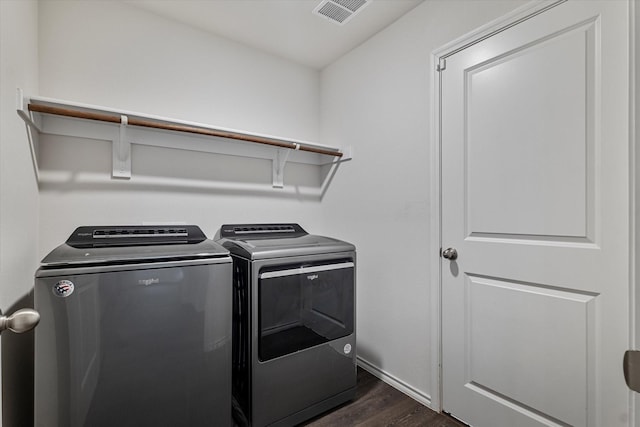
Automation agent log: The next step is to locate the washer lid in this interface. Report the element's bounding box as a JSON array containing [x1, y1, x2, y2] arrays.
[[39, 225, 229, 268], [217, 224, 354, 260]]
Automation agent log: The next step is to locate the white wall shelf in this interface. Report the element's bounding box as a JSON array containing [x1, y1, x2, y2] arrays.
[[16, 89, 352, 188]]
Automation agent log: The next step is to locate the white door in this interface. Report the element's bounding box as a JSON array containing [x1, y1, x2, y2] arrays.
[[440, 1, 630, 426]]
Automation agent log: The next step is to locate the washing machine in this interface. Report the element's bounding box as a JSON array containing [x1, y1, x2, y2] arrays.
[[217, 223, 356, 427], [34, 225, 232, 427]]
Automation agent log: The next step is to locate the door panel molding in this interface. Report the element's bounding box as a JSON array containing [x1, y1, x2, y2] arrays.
[[463, 274, 596, 426], [463, 16, 598, 241]]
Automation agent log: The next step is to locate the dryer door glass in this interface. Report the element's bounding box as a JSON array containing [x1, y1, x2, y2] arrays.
[[258, 260, 354, 361]]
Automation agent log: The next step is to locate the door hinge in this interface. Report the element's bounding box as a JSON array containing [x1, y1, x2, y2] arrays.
[[437, 58, 446, 72], [624, 350, 640, 392]]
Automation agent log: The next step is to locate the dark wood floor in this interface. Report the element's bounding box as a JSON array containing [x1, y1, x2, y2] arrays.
[[300, 368, 466, 427]]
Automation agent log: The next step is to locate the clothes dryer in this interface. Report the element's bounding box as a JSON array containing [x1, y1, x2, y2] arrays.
[[217, 223, 356, 427]]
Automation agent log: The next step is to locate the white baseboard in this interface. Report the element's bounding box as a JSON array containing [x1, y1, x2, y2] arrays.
[[356, 356, 434, 410]]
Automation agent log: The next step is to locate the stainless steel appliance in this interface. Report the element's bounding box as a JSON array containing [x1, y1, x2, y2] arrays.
[[217, 223, 356, 427], [34, 225, 232, 427]]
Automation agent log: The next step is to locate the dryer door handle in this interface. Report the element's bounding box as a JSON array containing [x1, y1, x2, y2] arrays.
[[0, 308, 40, 334], [259, 262, 355, 279]]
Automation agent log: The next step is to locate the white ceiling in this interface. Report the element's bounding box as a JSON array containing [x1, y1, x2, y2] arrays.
[[125, 0, 425, 69]]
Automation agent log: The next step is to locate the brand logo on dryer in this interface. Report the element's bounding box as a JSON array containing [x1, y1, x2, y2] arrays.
[[307, 274, 319, 281], [138, 278, 160, 286], [52, 280, 74, 297]]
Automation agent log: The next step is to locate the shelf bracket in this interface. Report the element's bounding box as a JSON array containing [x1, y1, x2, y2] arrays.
[[272, 147, 293, 188], [16, 88, 41, 180], [112, 115, 131, 179], [16, 88, 42, 132]]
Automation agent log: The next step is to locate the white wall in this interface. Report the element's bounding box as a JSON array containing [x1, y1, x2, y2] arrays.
[[0, 1, 40, 425], [37, 0, 327, 257], [320, 0, 527, 405], [0, 0, 39, 323]]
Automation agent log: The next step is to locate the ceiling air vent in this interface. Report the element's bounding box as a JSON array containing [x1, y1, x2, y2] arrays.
[[313, 0, 371, 26]]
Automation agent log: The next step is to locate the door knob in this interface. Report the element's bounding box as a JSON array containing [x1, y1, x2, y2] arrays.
[[442, 247, 458, 260], [0, 308, 40, 334]]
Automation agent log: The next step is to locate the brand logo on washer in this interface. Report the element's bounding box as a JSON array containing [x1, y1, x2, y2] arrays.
[[53, 280, 74, 297], [344, 343, 352, 355], [138, 278, 160, 286], [307, 274, 319, 281]]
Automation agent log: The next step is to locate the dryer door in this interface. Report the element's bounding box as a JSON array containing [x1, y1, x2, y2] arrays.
[[258, 259, 354, 361]]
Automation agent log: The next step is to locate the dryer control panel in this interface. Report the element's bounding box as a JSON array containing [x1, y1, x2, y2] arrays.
[[219, 223, 307, 239]]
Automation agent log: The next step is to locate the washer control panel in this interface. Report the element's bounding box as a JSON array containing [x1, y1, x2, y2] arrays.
[[66, 225, 206, 248]]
